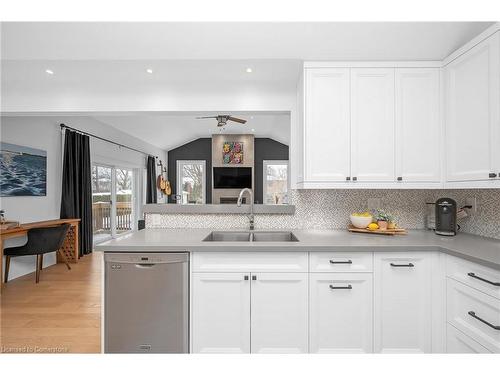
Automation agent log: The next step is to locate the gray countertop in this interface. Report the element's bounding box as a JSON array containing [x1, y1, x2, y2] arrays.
[[95, 228, 500, 270]]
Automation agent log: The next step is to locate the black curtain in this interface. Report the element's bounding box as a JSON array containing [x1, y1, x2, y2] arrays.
[[146, 155, 157, 204], [60, 129, 93, 256]]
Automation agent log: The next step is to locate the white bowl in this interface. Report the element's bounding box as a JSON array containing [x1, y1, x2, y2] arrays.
[[350, 215, 373, 229]]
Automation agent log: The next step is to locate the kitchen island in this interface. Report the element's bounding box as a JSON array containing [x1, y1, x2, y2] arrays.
[[96, 229, 500, 354]]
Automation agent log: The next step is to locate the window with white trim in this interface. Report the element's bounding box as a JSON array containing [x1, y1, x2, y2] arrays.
[[263, 160, 289, 205], [176, 160, 206, 204]]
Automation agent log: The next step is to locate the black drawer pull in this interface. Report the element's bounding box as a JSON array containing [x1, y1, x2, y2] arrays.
[[468, 311, 500, 331], [252, 275, 257, 281], [390, 263, 414, 267], [329, 284, 352, 290], [467, 272, 500, 287], [346, 176, 351, 181], [244, 275, 249, 281], [330, 260, 353, 264], [488, 172, 497, 178]]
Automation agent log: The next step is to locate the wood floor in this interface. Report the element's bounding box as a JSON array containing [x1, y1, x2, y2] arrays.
[[1, 253, 101, 353]]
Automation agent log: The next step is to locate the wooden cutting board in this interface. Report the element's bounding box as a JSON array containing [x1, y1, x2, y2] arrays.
[[348, 225, 407, 235]]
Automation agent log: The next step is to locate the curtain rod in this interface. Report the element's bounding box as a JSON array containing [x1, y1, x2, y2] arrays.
[[60, 123, 158, 159]]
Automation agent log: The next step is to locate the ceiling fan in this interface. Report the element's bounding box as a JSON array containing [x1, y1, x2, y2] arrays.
[[196, 114, 247, 127]]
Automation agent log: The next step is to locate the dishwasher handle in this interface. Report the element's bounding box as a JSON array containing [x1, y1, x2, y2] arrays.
[[135, 264, 156, 269]]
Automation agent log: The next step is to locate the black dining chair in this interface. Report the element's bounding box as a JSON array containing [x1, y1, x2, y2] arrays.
[[4, 224, 72, 283]]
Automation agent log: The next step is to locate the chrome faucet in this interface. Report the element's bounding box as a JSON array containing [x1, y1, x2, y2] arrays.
[[237, 188, 254, 230]]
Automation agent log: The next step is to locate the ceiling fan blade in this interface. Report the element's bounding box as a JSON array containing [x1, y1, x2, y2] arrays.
[[196, 116, 218, 119], [227, 116, 247, 124]]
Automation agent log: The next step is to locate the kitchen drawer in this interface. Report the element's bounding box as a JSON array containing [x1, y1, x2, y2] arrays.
[[446, 324, 492, 353], [446, 255, 500, 300], [191, 252, 308, 273], [309, 252, 373, 273], [447, 278, 500, 353]]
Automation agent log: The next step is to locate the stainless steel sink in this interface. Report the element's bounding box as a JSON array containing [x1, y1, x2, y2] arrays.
[[251, 231, 298, 242], [202, 231, 298, 242], [203, 231, 252, 242]]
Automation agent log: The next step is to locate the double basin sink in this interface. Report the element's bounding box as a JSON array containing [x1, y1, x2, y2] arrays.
[[203, 231, 299, 242]]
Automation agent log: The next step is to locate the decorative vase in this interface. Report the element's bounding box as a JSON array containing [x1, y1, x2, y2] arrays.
[[377, 220, 388, 230]]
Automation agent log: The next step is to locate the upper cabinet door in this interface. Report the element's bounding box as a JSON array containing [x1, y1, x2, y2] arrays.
[[395, 68, 441, 182], [351, 68, 396, 182], [305, 68, 350, 182], [445, 32, 500, 182]]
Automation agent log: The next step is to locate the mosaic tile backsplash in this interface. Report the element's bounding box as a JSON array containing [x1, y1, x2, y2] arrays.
[[146, 189, 500, 239]]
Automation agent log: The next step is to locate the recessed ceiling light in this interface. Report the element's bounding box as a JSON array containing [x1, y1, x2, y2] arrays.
[[251, 128, 255, 132], [146, 68, 153, 74], [45, 69, 54, 75], [246, 67, 253, 73], [250, 116, 254, 120]]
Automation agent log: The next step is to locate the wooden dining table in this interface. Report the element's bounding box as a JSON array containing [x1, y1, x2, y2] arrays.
[[0, 218, 80, 293]]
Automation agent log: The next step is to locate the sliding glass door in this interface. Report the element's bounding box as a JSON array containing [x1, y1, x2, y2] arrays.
[[92, 165, 113, 243], [115, 168, 134, 235], [92, 164, 136, 244]]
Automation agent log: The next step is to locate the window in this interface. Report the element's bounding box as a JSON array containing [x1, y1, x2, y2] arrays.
[[176, 160, 206, 204], [263, 160, 289, 205], [92, 164, 137, 244]]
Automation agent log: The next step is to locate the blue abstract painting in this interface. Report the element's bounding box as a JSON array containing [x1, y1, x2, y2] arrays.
[[0, 142, 47, 197]]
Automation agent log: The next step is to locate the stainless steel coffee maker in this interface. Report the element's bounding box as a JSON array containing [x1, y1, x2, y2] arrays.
[[435, 198, 457, 236]]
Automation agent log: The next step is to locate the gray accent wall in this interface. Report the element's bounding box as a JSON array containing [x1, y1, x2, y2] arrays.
[[254, 138, 289, 204], [167, 137, 289, 203], [168, 138, 212, 203]]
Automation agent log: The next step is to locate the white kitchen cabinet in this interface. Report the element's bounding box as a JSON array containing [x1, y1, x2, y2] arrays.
[[447, 324, 492, 353], [304, 68, 351, 182], [395, 68, 441, 183], [351, 68, 395, 182], [374, 252, 433, 353], [444, 31, 500, 183], [250, 273, 308, 353], [191, 273, 250, 353], [309, 273, 373, 353]]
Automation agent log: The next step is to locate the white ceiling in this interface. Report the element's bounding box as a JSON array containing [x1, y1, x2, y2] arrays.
[[92, 112, 291, 151], [1, 22, 494, 151], [1, 22, 494, 61]]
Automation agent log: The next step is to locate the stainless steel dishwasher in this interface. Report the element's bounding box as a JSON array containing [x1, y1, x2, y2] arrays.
[[104, 253, 189, 353]]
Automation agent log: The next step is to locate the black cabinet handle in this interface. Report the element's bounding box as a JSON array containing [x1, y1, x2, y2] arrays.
[[252, 275, 257, 281], [489, 173, 497, 178], [390, 262, 414, 267], [330, 260, 353, 264], [346, 177, 351, 181], [467, 272, 500, 286], [352, 177, 357, 181], [468, 311, 500, 330], [244, 275, 249, 281], [397, 177, 403, 181], [329, 284, 352, 290]]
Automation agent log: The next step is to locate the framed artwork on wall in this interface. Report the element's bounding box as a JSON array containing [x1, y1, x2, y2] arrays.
[[0, 142, 47, 197], [222, 142, 243, 164]]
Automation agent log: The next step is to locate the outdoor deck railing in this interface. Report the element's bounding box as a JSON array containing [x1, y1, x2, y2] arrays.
[[92, 201, 133, 232]]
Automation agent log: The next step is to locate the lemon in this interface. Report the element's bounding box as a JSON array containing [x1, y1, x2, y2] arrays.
[[368, 223, 379, 231]]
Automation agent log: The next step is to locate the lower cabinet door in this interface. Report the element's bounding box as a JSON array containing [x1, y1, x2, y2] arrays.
[[310, 273, 373, 353], [192, 272, 250, 353], [374, 253, 433, 353], [250, 273, 308, 353], [447, 324, 492, 353]]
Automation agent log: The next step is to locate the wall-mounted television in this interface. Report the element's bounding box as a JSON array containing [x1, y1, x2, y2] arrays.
[[213, 167, 252, 189]]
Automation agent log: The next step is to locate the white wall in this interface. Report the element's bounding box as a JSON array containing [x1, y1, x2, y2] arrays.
[[0, 115, 164, 280]]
